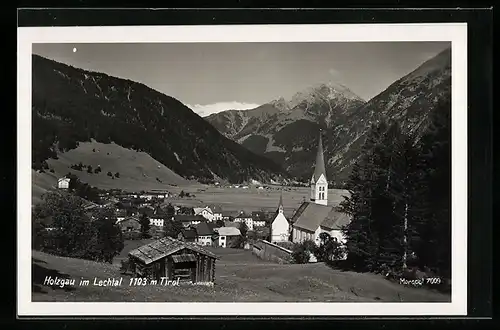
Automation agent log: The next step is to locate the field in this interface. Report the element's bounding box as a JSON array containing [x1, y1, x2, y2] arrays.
[[32, 242, 450, 303], [161, 186, 349, 215]]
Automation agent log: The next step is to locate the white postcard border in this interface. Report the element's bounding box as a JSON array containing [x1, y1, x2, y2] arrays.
[[17, 23, 467, 316]]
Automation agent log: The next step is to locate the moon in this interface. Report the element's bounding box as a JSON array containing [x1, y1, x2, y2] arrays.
[[72, 47, 77, 53]]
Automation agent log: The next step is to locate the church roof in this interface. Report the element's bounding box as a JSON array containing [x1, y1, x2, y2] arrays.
[[311, 132, 327, 183], [291, 202, 351, 232], [320, 207, 352, 230]]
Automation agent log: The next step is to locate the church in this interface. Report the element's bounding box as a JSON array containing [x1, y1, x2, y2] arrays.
[[270, 191, 290, 243], [290, 131, 351, 246]]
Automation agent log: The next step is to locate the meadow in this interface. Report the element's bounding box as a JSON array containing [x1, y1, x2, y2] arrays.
[[32, 243, 450, 303]]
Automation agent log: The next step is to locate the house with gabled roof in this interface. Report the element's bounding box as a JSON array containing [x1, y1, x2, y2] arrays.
[[195, 222, 217, 246], [174, 214, 206, 228], [149, 206, 167, 227], [193, 206, 214, 222], [215, 227, 241, 248], [234, 211, 254, 230]]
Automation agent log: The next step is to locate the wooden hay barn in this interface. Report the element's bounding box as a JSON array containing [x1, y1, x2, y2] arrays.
[[127, 237, 218, 284]]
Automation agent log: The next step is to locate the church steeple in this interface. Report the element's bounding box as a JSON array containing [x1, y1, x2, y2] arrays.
[[310, 130, 328, 206], [277, 188, 284, 214], [311, 131, 327, 183]]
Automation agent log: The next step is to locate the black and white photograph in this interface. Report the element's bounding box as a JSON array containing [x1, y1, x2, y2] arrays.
[[18, 23, 468, 316]]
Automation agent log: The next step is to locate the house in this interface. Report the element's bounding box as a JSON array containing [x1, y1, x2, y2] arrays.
[[149, 207, 167, 227], [57, 177, 70, 189], [234, 211, 254, 230], [215, 227, 241, 248], [271, 192, 291, 243], [195, 222, 217, 246], [251, 211, 268, 228], [178, 228, 197, 243], [174, 215, 206, 228], [212, 206, 223, 221], [127, 237, 218, 284], [116, 216, 141, 232], [193, 206, 214, 222], [290, 131, 351, 254]]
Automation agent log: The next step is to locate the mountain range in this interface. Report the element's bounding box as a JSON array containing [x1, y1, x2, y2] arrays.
[[32, 55, 288, 185], [205, 47, 452, 186]]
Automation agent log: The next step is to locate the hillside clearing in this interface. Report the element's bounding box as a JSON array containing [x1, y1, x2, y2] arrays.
[[32, 140, 190, 202], [32, 247, 450, 302]]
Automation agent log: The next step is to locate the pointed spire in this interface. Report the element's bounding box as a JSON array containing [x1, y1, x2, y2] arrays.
[[312, 130, 327, 182], [278, 189, 283, 208]]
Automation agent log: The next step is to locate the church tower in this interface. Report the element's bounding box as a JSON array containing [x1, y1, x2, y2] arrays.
[[310, 130, 328, 206]]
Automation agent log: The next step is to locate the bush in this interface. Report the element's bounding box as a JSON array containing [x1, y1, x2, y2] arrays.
[[291, 240, 316, 264], [115, 172, 120, 178], [107, 171, 113, 177], [314, 233, 345, 263]]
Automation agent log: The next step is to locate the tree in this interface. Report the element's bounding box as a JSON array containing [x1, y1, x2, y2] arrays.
[[314, 232, 345, 263], [87, 165, 93, 173], [163, 219, 183, 238], [32, 191, 94, 258], [85, 206, 124, 263], [139, 213, 151, 238], [215, 219, 224, 228], [115, 172, 120, 178], [179, 190, 185, 198], [239, 221, 248, 239], [107, 171, 113, 177], [410, 100, 451, 277], [165, 203, 175, 219]]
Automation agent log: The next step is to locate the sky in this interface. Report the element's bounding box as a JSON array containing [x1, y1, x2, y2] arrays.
[[33, 42, 450, 116]]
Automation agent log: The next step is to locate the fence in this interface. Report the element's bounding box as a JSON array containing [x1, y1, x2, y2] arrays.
[[251, 239, 293, 264]]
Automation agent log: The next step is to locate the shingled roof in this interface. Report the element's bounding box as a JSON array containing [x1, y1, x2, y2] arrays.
[[195, 222, 216, 236], [128, 237, 217, 265]]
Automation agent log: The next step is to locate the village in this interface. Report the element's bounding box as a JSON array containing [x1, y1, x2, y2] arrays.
[[37, 134, 358, 288]]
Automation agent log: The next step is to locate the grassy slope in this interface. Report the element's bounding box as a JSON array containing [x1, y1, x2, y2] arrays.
[[32, 140, 191, 203], [32, 246, 450, 302]]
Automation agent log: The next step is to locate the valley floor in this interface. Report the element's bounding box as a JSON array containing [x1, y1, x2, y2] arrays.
[[32, 244, 450, 303]]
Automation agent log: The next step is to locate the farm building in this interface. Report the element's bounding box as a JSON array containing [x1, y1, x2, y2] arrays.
[[127, 237, 218, 284], [57, 177, 70, 189]]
